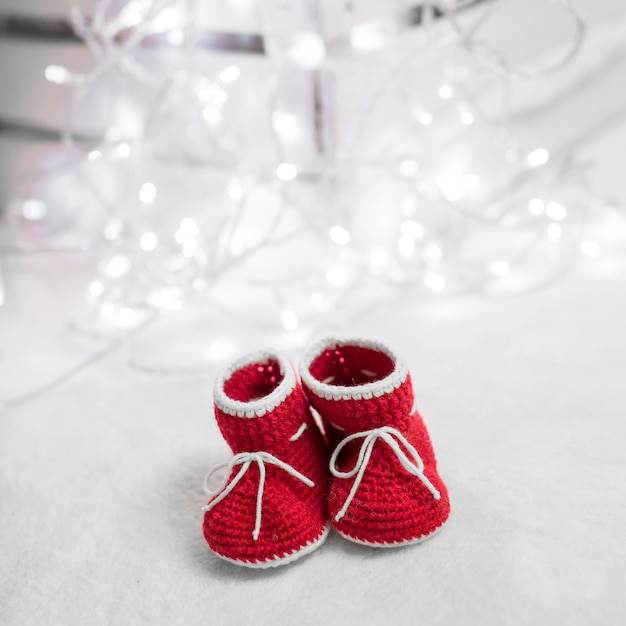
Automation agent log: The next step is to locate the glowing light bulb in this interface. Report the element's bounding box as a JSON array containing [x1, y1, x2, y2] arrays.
[[213, 89, 228, 104], [105, 126, 122, 141], [285, 32, 326, 69], [205, 339, 234, 361], [139, 182, 157, 204], [424, 272, 446, 292], [401, 220, 424, 239], [329, 226, 350, 245], [227, 179, 244, 200], [545, 202, 567, 221], [399, 160, 419, 177], [528, 198, 545, 215], [504, 149, 519, 163], [281, 309, 299, 330], [182, 239, 198, 258], [121, 1, 145, 27], [351, 23, 387, 51], [44, 64, 72, 85], [527, 147, 550, 167], [272, 111, 299, 140], [437, 174, 464, 202], [580, 240, 601, 257], [460, 111, 474, 125], [310, 293, 330, 312], [89, 281, 104, 296], [490, 261, 511, 277], [99, 255, 131, 278], [140, 232, 158, 251], [149, 288, 183, 310], [423, 243, 442, 262], [203, 107, 223, 127], [193, 278, 207, 291], [116, 143, 131, 158], [369, 248, 389, 269], [401, 196, 417, 216], [104, 217, 123, 241], [438, 84, 453, 99], [277, 163, 298, 181], [326, 266, 347, 287], [197, 83, 214, 103], [465, 174, 480, 191], [174, 229, 186, 244], [220, 65, 241, 83], [88, 150, 102, 161], [152, 5, 185, 32], [119, 307, 139, 324], [179, 217, 199, 238], [547, 223, 562, 241], [21, 199, 47, 221], [166, 29, 185, 46], [419, 112, 433, 126], [100, 303, 116, 318], [399, 236, 415, 257]]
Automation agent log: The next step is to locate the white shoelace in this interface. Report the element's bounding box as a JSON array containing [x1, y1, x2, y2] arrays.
[[202, 451, 315, 541], [329, 426, 441, 522]]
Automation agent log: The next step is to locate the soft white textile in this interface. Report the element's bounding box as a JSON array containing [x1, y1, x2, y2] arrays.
[[2, 256, 626, 625], [3, 3, 626, 622]]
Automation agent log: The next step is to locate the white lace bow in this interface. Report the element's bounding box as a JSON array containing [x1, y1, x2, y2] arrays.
[[202, 451, 315, 540], [329, 425, 441, 522]]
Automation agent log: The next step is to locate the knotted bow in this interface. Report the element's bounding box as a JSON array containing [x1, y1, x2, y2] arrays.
[[202, 451, 315, 540], [329, 426, 440, 522]]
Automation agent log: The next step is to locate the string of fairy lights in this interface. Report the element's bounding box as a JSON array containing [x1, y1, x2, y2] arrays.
[[7, 0, 626, 339]]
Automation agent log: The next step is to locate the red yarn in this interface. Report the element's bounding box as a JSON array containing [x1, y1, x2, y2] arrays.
[[223, 359, 282, 402], [301, 338, 450, 547], [203, 353, 330, 567]]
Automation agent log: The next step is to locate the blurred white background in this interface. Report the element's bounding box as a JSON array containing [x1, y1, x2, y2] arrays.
[[1, 2, 626, 625]]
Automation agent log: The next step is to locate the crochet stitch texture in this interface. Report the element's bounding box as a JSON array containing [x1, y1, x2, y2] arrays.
[[203, 352, 330, 568], [300, 338, 450, 547]]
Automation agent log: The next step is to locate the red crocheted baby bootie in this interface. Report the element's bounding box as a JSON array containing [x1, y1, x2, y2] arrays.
[[300, 337, 450, 547], [202, 351, 330, 568]]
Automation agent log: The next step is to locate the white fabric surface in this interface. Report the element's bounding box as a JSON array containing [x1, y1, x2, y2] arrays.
[[2, 4, 626, 623], [2, 253, 626, 625]]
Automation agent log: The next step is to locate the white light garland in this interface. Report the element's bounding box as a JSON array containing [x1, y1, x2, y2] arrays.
[[3, 0, 624, 351]]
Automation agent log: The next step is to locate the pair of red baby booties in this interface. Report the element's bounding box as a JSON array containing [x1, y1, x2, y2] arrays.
[[202, 337, 450, 568]]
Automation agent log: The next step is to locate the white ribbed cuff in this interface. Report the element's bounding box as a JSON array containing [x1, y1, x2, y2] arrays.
[[299, 337, 408, 401], [214, 351, 296, 418]]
